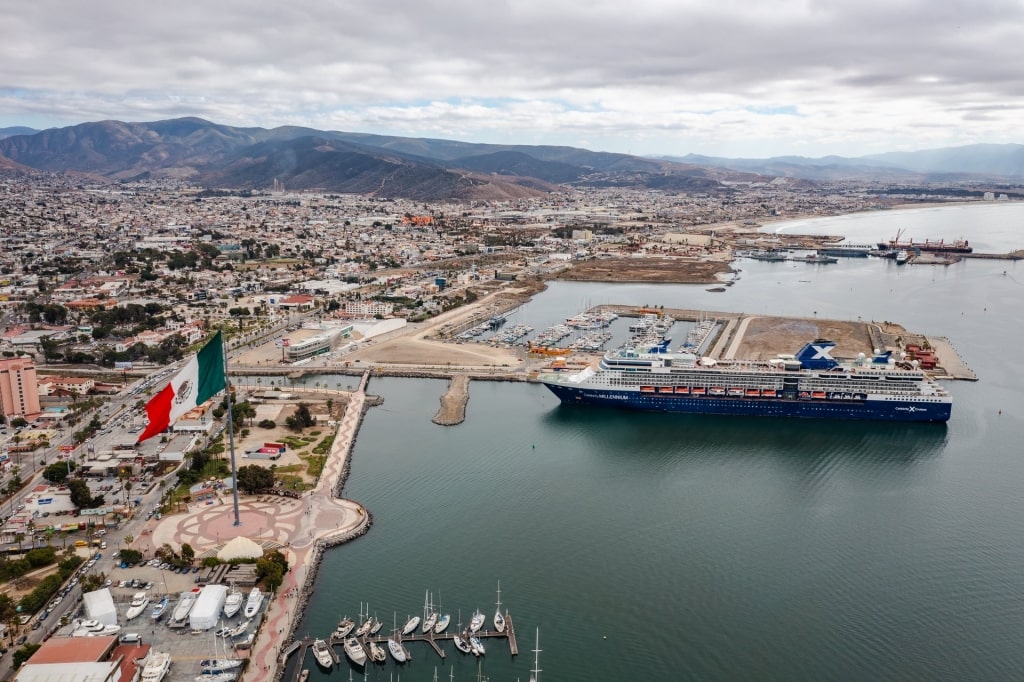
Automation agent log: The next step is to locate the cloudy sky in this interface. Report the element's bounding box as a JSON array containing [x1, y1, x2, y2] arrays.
[[3, 0, 1023, 158]]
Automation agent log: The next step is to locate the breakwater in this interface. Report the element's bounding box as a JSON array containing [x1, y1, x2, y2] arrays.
[[432, 374, 471, 425]]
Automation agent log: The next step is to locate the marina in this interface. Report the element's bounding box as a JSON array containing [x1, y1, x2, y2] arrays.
[[286, 611, 518, 677]]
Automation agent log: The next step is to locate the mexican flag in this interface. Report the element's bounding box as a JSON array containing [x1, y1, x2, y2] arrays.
[[137, 331, 226, 443]]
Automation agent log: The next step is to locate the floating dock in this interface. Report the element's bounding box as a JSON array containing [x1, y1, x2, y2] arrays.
[[285, 612, 519, 672]]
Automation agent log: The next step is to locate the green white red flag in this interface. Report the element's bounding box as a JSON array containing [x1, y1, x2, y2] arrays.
[[137, 331, 225, 443]]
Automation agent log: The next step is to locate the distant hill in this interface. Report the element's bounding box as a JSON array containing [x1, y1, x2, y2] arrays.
[[0, 126, 37, 140], [660, 145, 1024, 182], [0, 117, 749, 199]]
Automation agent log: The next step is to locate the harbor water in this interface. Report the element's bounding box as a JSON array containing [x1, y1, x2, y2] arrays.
[[294, 204, 1024, 681]]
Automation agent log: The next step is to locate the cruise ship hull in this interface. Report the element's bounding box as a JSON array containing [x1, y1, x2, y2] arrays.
[[543, 383, 951, 422]]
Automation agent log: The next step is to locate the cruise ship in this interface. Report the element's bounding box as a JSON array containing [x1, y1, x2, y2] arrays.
[[538, 339, 952, 422]]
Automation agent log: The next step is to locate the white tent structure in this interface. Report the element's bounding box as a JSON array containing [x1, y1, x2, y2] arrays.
[[190, 584, 228, 631], [82, 588, 118, 626], [217, 536, 263, 562]]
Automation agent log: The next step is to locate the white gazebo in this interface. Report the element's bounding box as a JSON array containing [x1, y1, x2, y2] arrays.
[[216, 535, 263, 561]]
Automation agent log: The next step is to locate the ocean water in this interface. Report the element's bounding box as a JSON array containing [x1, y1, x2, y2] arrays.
[[293, 204, 1024, 681]]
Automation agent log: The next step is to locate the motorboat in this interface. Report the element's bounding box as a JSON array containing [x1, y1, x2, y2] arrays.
[[469, 610, 485, 633], [469, 636, 485, 656], [311, 639, 333, 669], [355, 616, 374, 638], [78, 619, 104, 632], [453, 635, 472, 655], [494, 581, 506, 633], [152, 596, 170, 621], [335, 616, 355, 638], [222, 589, 243, 618], [126, 591, 150, 620], [433, 613, 451, 634], [226, 619, 251, 637], [401, 615, 420, 635], [243, 588, 263, 618], [343, 636, 367, 666], [141, 651, 172, 682], [368, 640, 387, 663], [172, 593, 198, 623], [99, 624, 121, 635], [200, 659, 243, 671], [387, 638, 406, 663], [195, 673, 238, 682]]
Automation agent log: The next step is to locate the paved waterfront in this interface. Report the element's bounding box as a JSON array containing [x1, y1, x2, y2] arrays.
[[141, 373, 373, 682]]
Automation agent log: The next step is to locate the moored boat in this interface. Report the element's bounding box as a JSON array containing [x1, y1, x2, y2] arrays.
[[539, 338, 952, 422], [494, 581, 506, 633], [401, 615, 420, 635], [387, 638, 406, 663], [343, 636, 367, 666], [433, 613, 451, 634], [368, 641, 387, 663], [469, 636, 485, 656], [311, 639, 333, 669], [469, 610, 485, 633], [453, 635, 472, 655], [335, 616, 355, 638]]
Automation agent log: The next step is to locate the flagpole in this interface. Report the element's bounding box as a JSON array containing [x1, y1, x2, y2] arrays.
[[221, 330, 242, 527]]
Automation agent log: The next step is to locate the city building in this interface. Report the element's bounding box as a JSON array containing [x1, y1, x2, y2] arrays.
[[0, 357, 41, 417]]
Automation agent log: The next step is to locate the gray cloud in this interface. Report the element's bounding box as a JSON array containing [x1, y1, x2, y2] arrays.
[[3, 0, 1024, 156]]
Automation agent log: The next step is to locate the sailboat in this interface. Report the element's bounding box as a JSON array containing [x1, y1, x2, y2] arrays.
[[469, 609, 485, 633], [422, 591, 438, 633], [493, 580, 505, 633], [529, 628, 541, 682]]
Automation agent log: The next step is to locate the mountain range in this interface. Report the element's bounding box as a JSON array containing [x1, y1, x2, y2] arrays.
[[0, 117, 1022, 199]]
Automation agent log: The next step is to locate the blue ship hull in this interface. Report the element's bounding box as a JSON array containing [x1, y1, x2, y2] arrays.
[[543, 384, 951, 422]]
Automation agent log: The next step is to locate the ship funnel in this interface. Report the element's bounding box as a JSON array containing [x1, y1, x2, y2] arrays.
[[794, 340, 838, 369]]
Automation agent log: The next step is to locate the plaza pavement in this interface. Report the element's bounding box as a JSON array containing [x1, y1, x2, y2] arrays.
[[142, 373, 373, 682]]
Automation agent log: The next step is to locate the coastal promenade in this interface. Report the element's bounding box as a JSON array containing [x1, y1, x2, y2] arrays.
[[142, 373, 375, 682]]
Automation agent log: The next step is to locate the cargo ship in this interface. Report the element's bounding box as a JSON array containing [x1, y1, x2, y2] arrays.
[[538, 339, 951, 422], [876, 237, 972, 253]]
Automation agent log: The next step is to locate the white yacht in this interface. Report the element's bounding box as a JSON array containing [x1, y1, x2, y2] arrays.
[[126, 591, 150, 620], [401, 615, 420, 635], [311, 639, 333, 669], [243, 588, 263, 618], [172, 592, 197, 624], [469, 610, 485, 633], [343, 636, 367, 667], [141, 651, 172, 682], [386, 638, 406, 663], [222, 589, 243, 618]]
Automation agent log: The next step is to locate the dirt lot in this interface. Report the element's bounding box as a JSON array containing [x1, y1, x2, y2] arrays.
[[558, 257, 734, 283], [734, 316, 876, 361]]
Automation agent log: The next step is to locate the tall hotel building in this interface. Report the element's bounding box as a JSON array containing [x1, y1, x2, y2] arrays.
[[0, 358, 40, 417]]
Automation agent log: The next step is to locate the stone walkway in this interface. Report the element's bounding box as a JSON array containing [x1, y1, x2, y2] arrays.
[[143, 373, 373, 682]]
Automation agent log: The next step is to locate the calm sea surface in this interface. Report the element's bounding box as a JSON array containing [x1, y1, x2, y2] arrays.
[[293, 204, 1024, 681]]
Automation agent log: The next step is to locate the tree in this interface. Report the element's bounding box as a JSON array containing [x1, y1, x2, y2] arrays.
[[236, 465, 274, 494], [67, 478, 97, 508], [284, 403, 316, 431], [43, 461, 72, 484], [255, 549, 289, 592], [12, 642, 40, 668], [119, 548, 142, 565], [180, 543, 195, 566]]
